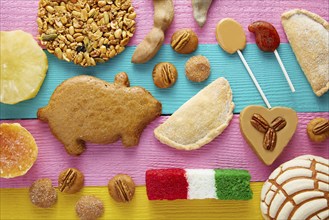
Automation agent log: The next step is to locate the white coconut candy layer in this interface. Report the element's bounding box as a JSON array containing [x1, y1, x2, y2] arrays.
[[185, 169, 217, 199]]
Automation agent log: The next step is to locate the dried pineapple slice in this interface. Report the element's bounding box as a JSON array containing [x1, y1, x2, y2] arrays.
[[0, 30, 48, 104]]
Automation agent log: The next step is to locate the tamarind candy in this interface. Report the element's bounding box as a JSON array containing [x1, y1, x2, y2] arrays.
[[248, 21, 280, 52]]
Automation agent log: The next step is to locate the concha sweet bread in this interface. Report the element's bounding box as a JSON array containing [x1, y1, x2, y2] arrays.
[[260, 155, 329, 220]]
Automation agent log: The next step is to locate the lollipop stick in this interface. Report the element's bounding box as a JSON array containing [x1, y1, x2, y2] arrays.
[[237, 50, 271, 109], [274, 49, 295, 92]]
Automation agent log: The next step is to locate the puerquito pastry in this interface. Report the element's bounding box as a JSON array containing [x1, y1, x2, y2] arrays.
[[154, 77, 234, 150], [239, 106, 298, 166], [261, 155, 329, 220], [38, 72, 162, 155], [281, 9, 329, 96]]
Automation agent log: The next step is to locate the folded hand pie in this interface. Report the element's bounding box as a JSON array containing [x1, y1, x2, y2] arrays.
[[154, 77, 234, 150], [281, 9, 329, 96]]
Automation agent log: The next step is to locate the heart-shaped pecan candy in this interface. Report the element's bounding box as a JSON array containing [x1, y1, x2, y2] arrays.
[[240, 106, 298, 165]]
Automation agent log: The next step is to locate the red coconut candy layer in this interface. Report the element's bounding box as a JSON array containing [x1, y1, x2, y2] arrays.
[[146, 168, 188, 200]]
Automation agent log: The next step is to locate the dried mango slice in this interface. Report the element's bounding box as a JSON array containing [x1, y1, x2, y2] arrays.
[[0, 123, 38, 178], [0, 30, 48, 104]]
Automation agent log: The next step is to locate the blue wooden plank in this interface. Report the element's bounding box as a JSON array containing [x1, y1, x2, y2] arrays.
[[1, 44, 328, 119]]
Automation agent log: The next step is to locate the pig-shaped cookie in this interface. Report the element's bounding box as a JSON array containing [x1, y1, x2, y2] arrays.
[[38, 72, 162, 156]]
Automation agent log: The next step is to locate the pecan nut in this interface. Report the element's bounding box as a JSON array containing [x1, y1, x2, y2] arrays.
[[263, 128, 277, 151], [170, 29, 198, 54], [152, 62, 178, 88], [250, 113, 288, 151], [312, 119, 329, 135], [58, 168, 84, 194], [171, 30, 190, 51], [251, 113, 269, 133], [271, 117, 287, 131], [108, 174, 135, 203], [307, 118, 329, 142]]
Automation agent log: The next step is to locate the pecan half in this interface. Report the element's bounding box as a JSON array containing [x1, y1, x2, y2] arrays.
[[251, 113, 269, 133], [108, 174, 135, 203], [115, 179, 132, 202], [59, 168, 77, 192], [171, 30, 190, 52], [263, 128, 277, 151], [250, 113, 289, 151], [152, 62, 178, 88], [271, 117, 286, 131], [170, 29, 198, 54], [312, 119, 329, 135], [58, 168, 84, 193]]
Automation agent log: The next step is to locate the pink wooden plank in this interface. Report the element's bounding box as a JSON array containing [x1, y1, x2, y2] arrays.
[[1, 113, 328, 188], [0, 0, 328, 45]]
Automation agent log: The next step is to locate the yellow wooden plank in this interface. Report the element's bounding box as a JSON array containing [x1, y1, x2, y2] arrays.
[[1, 183, 263, 219]]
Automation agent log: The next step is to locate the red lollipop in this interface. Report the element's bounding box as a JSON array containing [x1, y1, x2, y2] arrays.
[[249, 21, 295, 92], [248, 21, 280, 52]]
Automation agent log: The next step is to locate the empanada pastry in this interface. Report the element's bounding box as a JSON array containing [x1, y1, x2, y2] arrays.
[[281, 9, 329, 96], [154, 77, 234, 150]]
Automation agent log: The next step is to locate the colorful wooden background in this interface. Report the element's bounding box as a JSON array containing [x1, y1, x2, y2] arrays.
[[1, 0, 328, 219]]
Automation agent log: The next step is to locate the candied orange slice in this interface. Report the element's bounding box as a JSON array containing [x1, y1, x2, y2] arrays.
[[0, 123, 38, 178]]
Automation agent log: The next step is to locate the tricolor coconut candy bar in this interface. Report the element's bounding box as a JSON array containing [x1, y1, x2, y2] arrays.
[[146, 168, 253, 200]]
